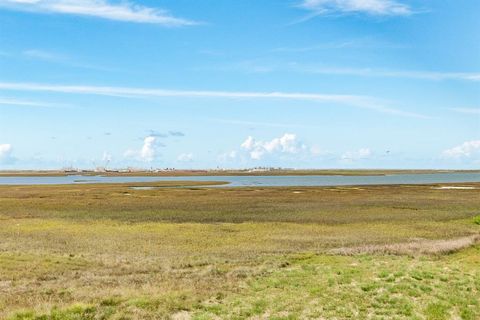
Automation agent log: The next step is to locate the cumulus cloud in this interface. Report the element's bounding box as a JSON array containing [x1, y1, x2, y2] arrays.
[[241, 133, 307, 160], [0, 0, 197, 26], [125, 136, 164, 162], [341, 148, 372, 162], [221, 134, 333, 165], [140, 136, 158, 162], [0, 144, 15, 164], [442, 140, 480, 159], [299, 0, 412, 16], [177, 153, 193, 162]]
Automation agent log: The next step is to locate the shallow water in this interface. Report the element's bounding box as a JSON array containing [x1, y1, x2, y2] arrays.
[[1, 172, 480, 187]]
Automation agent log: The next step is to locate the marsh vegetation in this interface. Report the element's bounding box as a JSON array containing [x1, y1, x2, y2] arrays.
[[0, 181, 479, 319]]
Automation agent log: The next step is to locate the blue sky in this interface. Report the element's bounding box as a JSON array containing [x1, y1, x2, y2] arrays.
[[0, 0, 479, 170]]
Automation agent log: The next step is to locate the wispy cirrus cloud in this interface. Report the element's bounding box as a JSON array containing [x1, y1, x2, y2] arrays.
[[0, 97, 62, 107], [299, 0, 412, 16], [22, 48, 109, 69], [203, 59, 480, 82], [272, 38, 408, 53], [296, 66, 480, 82], [22, 49, 67, 62], [0, 81, 428, 118], [0, 0, 198, 26], [448, 108, 480, 115]]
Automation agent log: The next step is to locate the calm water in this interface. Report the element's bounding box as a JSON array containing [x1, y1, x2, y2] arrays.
[[0, 173, 480, 187]]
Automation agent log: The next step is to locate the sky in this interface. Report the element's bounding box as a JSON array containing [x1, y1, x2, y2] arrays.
[[0, 0, 479, 170]]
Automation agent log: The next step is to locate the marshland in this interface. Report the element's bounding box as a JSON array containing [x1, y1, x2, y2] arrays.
[[1, 180, 479, 319]]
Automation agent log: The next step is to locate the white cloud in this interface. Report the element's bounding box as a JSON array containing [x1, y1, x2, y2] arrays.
[[0, 144, 15, 164], [0, 0, 197, 26], [23, 49, 67, 61], [298, 66, 480, 82], [0, 81, 367, 103], [442, 140, 480, 159], [18, 48, 114, 71], [125, 136, 164, 162], [140, 136, 157, 162], [0, 97, 59, 107], [299, 0, 412, 16], [224, 134, 330, 164], [341, 148, 372, 162], [241, 133, 307, 160], [272, 38, 407, 52], [0, 81, 428, 118], [177, 153, 193, 162]]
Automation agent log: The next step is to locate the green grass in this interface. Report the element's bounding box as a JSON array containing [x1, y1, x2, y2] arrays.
[[1, 183, 479, 224], [473, 215, 480, 225], [1, 182, 479, 319], [195, 246, 480, 319], [7, 248, 480, 319]]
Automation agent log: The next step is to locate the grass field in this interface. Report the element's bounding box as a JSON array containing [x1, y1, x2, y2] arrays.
[[0, 181, 479, 319]]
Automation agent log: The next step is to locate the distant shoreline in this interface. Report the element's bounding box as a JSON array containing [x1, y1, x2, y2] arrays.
[[1, 169, 479, 177]]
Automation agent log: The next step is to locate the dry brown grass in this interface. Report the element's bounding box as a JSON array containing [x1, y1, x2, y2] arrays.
[[329, 234, 480, 256]]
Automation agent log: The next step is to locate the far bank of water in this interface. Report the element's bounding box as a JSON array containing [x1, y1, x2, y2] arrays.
[[0, 172, 480, 187]]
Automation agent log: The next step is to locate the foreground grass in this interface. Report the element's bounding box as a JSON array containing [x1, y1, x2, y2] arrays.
[[5, 247, 480, 319], [197, 247, 480, 319], [0, 182, 479, 319]]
